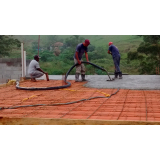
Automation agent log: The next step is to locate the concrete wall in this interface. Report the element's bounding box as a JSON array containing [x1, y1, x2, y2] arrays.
[[0, 58, 31, 84]]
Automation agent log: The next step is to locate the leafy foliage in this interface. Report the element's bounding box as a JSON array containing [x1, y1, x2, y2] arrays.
[[1, 35, 145, 75], [139, 35, 160, 44], [64, 35, 85, 52], [0, 35, 21, 57], [127, 36, 160, 74]]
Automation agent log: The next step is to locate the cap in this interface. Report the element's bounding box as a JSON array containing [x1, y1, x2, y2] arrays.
[[85, 39, 90, 45], [34, 55, 41, 59], [108, 42, 113, 46]]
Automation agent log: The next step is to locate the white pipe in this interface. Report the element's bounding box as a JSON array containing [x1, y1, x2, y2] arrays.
[[24, 51, 26, 77], [21, 43, 24, 77]]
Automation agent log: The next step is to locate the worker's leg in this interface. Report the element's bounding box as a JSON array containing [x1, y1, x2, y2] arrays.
[[74, 58, 81, 82], [113, 56, 120, 73], [81, 60, 87, 81], [114, 70, 118, 78], [114, 65, 118, 78], [30, 71, 44, 81], [117, 56, 122, 79], [113, 55, 122, 79]]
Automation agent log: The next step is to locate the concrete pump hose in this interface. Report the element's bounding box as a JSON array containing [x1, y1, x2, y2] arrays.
[[16, 62, 108, 90]]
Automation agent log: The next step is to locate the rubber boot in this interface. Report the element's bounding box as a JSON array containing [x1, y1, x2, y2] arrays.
[[114, 72, 118, 79], [75, 73, 81, 82], [119, 72, 122, 79], [81, 74, 87, 81]]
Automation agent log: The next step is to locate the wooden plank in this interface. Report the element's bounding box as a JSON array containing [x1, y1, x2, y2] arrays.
[[0, 117, 160, 125]]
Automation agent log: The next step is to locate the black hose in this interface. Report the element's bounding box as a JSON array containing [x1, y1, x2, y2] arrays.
[[66, 61, 106, 79], [16, 62, 110, 90], [16, 80, 71, 90]]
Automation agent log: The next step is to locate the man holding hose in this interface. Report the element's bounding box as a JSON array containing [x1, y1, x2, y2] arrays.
[[74, 39, 90, 82]]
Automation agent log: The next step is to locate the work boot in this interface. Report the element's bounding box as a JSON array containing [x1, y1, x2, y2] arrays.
[[81, 74, 87, 81], [75, 73, 81, 82], [119, 72, 123, 79], [114, 72, 118, 79]]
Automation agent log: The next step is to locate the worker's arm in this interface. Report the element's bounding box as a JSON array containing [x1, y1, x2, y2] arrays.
[[108, 50, 111, 54], [85, 52, 89, 62], [108, 45, 112, 55], [37, 68, 47, 74], [108, 50, 112, 55], [75, 52, 81, 64]]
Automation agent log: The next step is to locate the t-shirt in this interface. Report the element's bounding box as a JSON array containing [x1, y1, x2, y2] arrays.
[[108, 45, 120, 58], [28, 60, 40, 74], [74, 43, 88, 60]]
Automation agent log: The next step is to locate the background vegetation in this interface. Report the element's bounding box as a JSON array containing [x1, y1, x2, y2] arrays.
[[2, 35, 159, 75]]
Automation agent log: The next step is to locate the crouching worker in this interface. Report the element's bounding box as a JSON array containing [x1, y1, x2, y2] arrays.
[[108, 42, 122, 79], [74, 39, 90, 82], [28, 55, 48, 82]]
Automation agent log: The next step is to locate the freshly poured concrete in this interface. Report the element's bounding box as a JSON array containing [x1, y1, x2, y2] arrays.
[[84, 75, 160, 90], [44, 75, 160, 90]]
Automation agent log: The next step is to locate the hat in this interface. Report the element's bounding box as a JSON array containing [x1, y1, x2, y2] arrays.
[[108, 42, 113, 46], [85, 39, 90, 45], [34, 55, 41, 59]]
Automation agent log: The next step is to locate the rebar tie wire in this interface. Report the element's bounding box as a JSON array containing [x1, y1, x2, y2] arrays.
[[117, 89, 130, 120], [143, 90, 148, 121], [87, 88, 116, 119]]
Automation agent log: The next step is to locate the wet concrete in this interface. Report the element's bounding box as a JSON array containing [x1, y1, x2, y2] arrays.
[[46, 75, 160, 90]]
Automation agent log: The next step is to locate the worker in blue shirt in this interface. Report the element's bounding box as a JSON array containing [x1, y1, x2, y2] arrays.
[[74, 39, 90, 82], [108, 42, 122, 79]]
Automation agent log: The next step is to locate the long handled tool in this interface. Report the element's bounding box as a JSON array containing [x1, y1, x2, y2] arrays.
[[103, 69, 115, 81]]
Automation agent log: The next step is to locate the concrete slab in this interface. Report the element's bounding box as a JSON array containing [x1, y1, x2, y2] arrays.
[[44, 75, 160, 90], [1, 79, 160, 123]]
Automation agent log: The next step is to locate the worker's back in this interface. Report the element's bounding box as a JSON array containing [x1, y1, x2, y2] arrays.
[[28, 60, 40, 74], [109, 45, 120, 58]]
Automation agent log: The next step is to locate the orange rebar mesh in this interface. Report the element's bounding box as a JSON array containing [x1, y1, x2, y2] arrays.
[[0, 80, 160, 122]]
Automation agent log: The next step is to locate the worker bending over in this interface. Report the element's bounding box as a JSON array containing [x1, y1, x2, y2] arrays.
[[108, 42, 122, 79], [74, 39, 90, 82]]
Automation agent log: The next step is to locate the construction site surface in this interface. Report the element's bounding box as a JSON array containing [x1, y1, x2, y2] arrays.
[[0, 75, 160, 125]]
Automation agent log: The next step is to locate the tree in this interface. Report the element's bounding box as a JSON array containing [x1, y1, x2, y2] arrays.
[[0, 35, 21, 57], [127, 35, 160, 74], [43, 35, 60, 50], [88, 45, 95, 52], [64, 35, 85, 52], [32, 41, 38, 50]]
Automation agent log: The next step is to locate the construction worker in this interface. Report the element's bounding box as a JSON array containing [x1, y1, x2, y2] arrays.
[[74, 39, 90, 82], [28, 55, 48, 82], [108, 42, 122, 79]]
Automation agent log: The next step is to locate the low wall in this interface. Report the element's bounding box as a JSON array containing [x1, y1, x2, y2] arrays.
[[0, 58, 31, 84]]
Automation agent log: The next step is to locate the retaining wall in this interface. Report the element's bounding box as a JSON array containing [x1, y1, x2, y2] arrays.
[[0, 58, 31, 84]]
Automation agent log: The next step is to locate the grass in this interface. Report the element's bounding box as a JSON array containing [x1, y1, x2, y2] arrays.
[[13, 35, 143, 50], [9, 35, 143, 75]]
